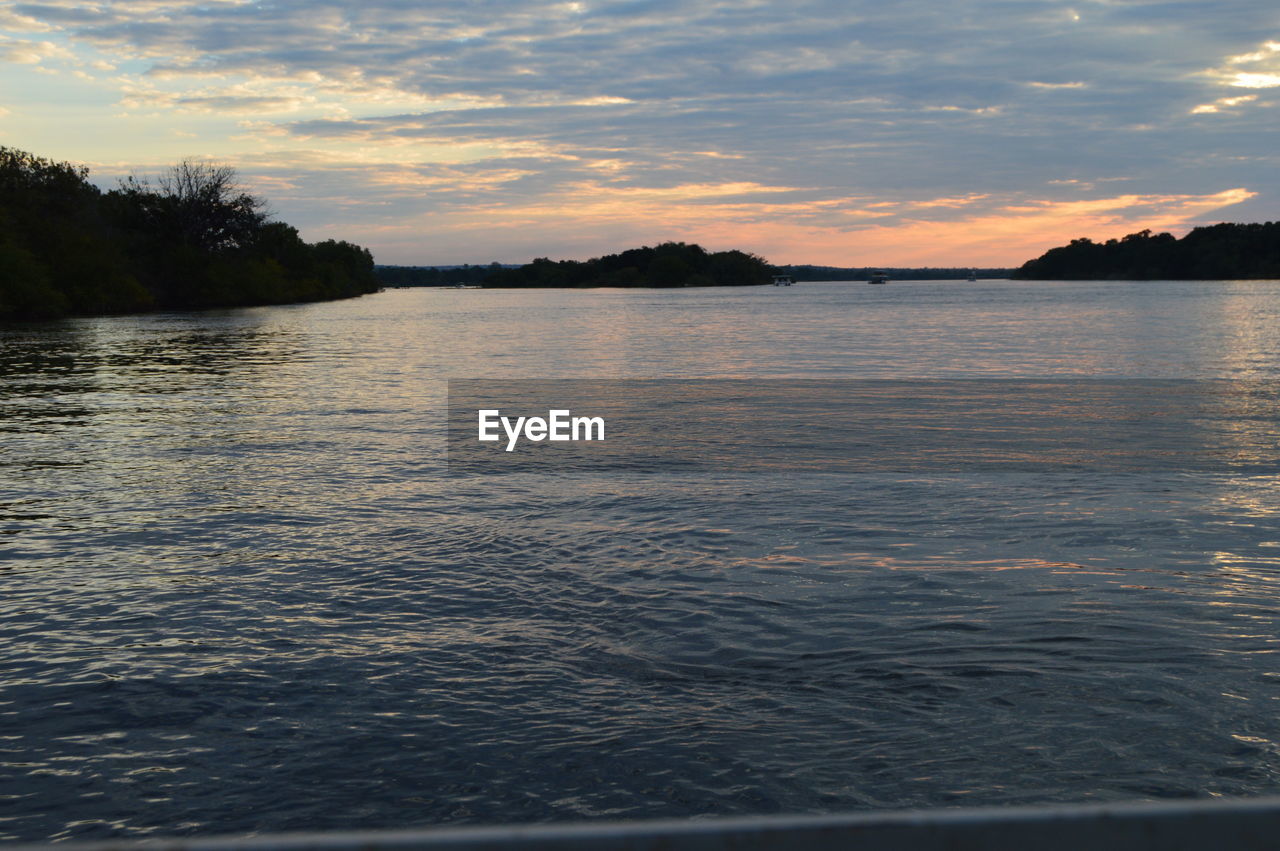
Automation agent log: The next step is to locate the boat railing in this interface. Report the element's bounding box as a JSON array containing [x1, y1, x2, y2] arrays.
[[17, 795, 1280, 851]]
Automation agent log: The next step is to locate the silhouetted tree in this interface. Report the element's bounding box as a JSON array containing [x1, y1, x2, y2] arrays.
[[114, 160, 266, 254], [0, 146, 379, 320], [1015, 223, 1280, 280]]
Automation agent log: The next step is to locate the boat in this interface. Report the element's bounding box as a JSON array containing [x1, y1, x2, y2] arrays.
[[868, 271, 889, 285], [967, 269, 978, 281], [772, 274, 794, 286]]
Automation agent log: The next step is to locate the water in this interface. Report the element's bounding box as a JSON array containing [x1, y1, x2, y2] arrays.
[[3, 279, 1280, 841]]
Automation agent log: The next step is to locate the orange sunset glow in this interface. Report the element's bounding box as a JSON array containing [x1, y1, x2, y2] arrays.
[[3, 2, 1278, 265]]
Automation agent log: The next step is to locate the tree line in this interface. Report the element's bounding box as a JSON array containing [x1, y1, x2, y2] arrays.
[[376, 263, 507, 287], [482, 242, 774, 287], [1014, 223, 1280, 280], [384, 254, 1015, 289], [0, 147, 379, 320], [778, 265, 1011, 281]]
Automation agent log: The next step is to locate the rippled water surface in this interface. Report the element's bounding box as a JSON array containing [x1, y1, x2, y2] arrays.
[[4, 280, 1280, 841]]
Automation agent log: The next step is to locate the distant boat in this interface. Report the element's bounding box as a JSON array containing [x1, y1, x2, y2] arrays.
[[450, 284, 481, 289], [868, 271, 889, 285], [967, 270, 978, 281], [772, 274, 794, 286]]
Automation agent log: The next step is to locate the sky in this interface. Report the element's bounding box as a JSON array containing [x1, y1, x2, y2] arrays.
[[1, 0, 1277, 267]]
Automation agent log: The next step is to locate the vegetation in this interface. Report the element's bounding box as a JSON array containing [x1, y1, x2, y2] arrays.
[[376, 263, 508, 287], [0, 147, 378, 320], [1014, 223, 1280, 280], [778, 265, 1011, 281], [482, 242, 773, 288]]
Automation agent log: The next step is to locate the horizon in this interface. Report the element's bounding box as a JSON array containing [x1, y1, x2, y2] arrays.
[[3, 1, 1277, 267], [372, 258, 1017, 270]]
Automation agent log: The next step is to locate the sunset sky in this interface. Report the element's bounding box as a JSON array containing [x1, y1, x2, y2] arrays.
[[2, 0, 1277, 266]]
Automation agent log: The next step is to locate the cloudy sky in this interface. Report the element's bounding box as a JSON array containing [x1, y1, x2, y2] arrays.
[[1, 0, 1277, 266]]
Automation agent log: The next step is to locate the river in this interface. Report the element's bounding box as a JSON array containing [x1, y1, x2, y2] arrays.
[[2, 279, 1279, 840]]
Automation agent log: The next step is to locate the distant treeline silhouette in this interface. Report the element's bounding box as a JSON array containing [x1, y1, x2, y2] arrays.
[[0, 147, 379, 320], [777, 265, 1011, 281], [483, 242, 773, 287], [1015, 223, 1280, 280], [376, 263, 507, 287]]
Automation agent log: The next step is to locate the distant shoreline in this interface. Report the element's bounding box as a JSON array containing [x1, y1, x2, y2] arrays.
[[375, 253, 1015, 288], [1014, 223, 1280, 280]]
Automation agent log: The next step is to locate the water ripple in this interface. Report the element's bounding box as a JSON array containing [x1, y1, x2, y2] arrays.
[[5, 283, 1280, 840]]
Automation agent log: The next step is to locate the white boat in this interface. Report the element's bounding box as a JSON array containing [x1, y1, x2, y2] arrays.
[[772, 274, 794, 286], [868, 271, 889, 285]]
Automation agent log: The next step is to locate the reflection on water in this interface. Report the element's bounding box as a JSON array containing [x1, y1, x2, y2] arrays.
[[4, 281, 1280, 841], [446, 379, 1280, 474]]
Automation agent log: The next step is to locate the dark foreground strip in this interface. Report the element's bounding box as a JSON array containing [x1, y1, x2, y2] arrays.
[[15, 796, 1280, 851]]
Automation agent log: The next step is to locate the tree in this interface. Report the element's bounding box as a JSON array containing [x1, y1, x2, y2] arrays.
[[116, 159, 266, 254], [483, 241, 775, 288], [0, 146, 380, 319], [1014, 223, 1280, 280]]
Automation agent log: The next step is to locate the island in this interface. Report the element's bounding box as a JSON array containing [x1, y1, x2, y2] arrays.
[[481, 242, 774, 288]]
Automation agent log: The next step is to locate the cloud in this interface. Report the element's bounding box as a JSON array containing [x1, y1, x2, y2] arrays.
[[0, 36, 69, 63], [7, 0, 1280, 263], [1190, 94, 1258, 114], [1228, 72, 1280, 88], [665, 188, 1259, 267], [135, 143, 1249, 265], [1204, 39, 1280, 90], [0, 7, 54, 32], [120, 82, 314, 114], [356, 184, 1252, 267]]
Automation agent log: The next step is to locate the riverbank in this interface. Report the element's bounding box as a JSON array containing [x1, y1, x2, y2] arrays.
[[0, 147, 379, 321]]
